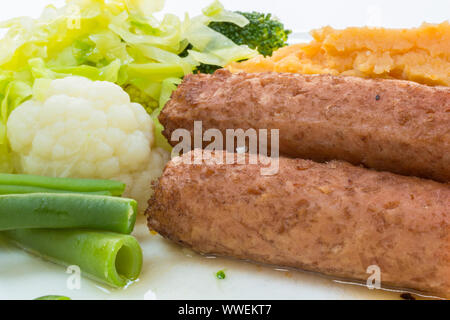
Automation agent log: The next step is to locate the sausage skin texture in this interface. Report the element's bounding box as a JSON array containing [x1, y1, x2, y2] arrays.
[[160, 70, 450, 182], [146, 150, 450, 297]]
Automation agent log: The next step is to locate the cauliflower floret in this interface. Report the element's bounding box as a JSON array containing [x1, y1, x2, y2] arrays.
[[7, 76, 170, 212]]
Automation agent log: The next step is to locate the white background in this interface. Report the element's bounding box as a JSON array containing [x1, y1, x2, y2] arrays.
[[0, 0, 449, 32]]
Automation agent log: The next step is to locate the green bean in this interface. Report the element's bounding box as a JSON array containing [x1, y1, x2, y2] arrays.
[[0, 193, 137, 234], [0, 185, 113, 196], [4, 229, 143, 288], [34, 295, 71, 300], [0, 173, 125, 196]]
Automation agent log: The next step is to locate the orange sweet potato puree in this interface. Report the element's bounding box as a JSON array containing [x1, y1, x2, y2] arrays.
[[227, 22, 450, 86]]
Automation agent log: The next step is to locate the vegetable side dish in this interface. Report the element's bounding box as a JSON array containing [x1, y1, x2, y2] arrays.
[[227, 22, 450, 86], [0, 0, 263, 204], [7, 76, 167, 212], [0, 173, 142, 288]]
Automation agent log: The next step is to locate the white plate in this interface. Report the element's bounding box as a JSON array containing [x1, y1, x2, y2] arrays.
[[0, 216, 414, 300], [0, 0, 447, 301]]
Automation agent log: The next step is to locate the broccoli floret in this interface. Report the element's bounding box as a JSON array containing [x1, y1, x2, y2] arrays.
[[195, 63, 223, 74], [184, 11, 291, 74], [180, 11, 292, 73], [209, 12, 291, 57]]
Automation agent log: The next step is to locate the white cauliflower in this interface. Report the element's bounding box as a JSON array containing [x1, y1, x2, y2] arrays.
[[7, 76, 169, 212]]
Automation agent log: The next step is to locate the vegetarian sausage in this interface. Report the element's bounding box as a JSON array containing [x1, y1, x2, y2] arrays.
[[160, 70, 450, 182], [146, 150, 450, 297]]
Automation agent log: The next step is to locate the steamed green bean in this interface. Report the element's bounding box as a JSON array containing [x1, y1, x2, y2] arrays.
[[4, 229, 143, 288], [0, 185, 113, 196], [0, 193, 137, 234], [0, 173, 125, 196], [34, 295, 71, 300]]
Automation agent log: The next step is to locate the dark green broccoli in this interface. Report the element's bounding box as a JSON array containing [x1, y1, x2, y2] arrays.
[[194, 61, 223, 74], [182, 11, 291, 74], [210, 11, 291, 57]]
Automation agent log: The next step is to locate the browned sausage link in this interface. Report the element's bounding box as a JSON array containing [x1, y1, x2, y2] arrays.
[[146, 151, 450, 297], [160, 70, 450, 182]]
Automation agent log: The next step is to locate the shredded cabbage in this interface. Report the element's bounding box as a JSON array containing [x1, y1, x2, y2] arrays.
[[0, 0, 257, 170]]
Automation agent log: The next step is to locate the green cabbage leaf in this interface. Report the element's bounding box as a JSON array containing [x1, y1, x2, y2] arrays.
[[0, 0, 257, 168]]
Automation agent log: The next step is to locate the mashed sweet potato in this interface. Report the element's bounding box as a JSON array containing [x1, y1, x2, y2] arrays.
[[227, 22, 450, 86]]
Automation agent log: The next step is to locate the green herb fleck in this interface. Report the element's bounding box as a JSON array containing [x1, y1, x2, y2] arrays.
[[216, 270, 226, 280]]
